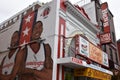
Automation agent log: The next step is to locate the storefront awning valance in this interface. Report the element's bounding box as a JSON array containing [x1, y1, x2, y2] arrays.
[[57, 57, 113, 75]]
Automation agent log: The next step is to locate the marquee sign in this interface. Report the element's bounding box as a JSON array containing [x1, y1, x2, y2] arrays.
[[77, 35, 109, 67], [89, 43, 103, 64]]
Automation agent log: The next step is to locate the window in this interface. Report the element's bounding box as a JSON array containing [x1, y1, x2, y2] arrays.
[[115, 52, 118, 64], [100, 20, 104, 32], [109, 48, 113, 60], [112, 32, 115, 42], [102, 44, 106, 52]]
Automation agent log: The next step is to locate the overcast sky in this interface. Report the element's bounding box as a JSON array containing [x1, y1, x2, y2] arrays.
[[0, 0, 120, 40]]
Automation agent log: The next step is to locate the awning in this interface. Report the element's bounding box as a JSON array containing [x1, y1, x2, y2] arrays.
[[57, 57, 113, 75]]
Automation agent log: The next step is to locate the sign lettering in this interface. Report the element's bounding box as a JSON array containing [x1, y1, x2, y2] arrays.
[[100, 33, 111, 44]]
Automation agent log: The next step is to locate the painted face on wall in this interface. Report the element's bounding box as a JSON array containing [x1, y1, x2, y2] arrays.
[[31, 21, 43, 40], [10, 31, 19, 47]]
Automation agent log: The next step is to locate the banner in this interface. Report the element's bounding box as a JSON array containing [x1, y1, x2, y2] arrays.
[[19, 11, 37, 46]]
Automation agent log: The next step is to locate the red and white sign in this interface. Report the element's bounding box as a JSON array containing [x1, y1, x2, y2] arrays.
[[75, 35, 109, 67], [100, 33, 111, 44], [101, 2, 110, 33], [72, 57, 83, 64]]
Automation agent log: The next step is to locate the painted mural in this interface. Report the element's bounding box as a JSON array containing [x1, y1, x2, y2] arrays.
[[0, 2, 56, 80]]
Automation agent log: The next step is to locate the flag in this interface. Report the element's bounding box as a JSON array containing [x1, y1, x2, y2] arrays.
[[19, 11, 37, 46]]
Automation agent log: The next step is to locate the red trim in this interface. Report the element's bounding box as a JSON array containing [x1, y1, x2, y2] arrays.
[[60, 0, 66, 11], [57, 22, 61, 58], [61, 17, 66, 79], [57, 0, 66, 78], [56, 16, 62, 80], [60, 17, 66, 58], [75, 35, 80, 56], [101, 2, 108, 10], [59, 10, 66, 80], [63, 22, 66, 57], [62, 66, 64, 80], [57, 17, 66, 58], [74, 5, 90, 20], [56, 17, 62, 80], [56, 64, 60, 80], [57, 17, 66, 80]]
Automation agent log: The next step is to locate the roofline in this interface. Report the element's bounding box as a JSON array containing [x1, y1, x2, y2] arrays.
[[0, 1, 43, 26], [64, 1, 100, 33]]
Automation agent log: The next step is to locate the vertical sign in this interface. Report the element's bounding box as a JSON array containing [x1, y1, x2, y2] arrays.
[[101, 2, 110, 33], [101, 2, 112, 44], [100, 33, 111, 44]]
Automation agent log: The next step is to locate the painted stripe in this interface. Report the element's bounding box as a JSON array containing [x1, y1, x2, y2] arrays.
[[56, 17, 62, 80], [57, 17, 66, 80], [57, 19, 61, 58], [60, 24, 64, 58], [57, 0, 66, 78], [75, 35, 80, 56], [60, 17, 66, 80], [63, 20, 66, 57], [62, 66, 64, 80], [57, 17, 66, 58], [56, 64, 60, 80], [56, 0, 67, 80], [61, 19, 66, 58]]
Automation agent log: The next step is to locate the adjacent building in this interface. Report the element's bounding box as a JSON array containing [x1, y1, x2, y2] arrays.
[[81, 0, 120, 76], [117, 39, 120, 71]]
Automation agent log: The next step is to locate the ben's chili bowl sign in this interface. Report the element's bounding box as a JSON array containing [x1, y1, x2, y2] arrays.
[[100, 33, 111, 44], [78, 36, 109, 67]]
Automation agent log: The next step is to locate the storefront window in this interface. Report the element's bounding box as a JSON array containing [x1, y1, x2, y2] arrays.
[[64, 67, 103, 80], [67, 37, 76, 57], [115, 52, 118, 64], [64, 67, 74, 80], [109, 48, 113, 60]]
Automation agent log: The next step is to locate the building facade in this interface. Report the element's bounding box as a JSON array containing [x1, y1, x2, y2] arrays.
[[81, 0, 120, 76]]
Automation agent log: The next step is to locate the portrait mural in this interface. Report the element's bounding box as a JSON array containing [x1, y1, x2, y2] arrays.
[[0, 2, 55, 80]]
